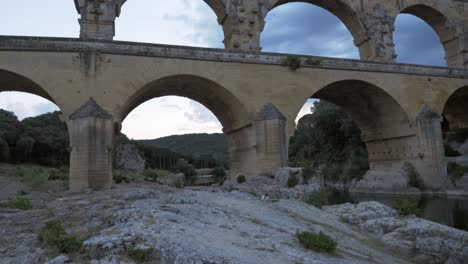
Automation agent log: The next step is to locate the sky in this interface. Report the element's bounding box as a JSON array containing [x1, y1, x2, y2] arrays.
[[0, 1, 446, 139]]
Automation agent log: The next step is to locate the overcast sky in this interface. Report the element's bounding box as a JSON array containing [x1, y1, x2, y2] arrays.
[[0, 1, 445, 139]]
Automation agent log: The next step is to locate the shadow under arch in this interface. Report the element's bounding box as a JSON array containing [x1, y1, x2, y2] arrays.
[[443, 86, 468, 130], [120, 74, 250, 133], [267, 0, 369, 59], [309, 79, 413, 142], [396, 4, 460, 67]]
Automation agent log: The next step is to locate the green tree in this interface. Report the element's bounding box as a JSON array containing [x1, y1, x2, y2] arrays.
[[0, 137, 10, 162], [289, 101, 368, 183], [0, 109, 22, 146], [15, 136, 35, 162]]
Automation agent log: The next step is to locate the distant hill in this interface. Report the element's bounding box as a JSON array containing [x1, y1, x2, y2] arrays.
[[137, 133, 228, 162]]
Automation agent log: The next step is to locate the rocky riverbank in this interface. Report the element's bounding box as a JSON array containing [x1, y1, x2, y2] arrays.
[[1, 178, 467, 264]]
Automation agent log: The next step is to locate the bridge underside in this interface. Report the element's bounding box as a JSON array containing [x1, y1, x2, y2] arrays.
[[0, 37, 467, 192]]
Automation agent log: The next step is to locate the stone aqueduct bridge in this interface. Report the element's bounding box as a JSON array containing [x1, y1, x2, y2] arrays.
[[0, 0, 468, 192]]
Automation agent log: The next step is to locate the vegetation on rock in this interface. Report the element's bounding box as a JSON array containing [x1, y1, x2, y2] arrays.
[[128, 247, 155, 263], [6, 196, 32, 210], [237, 175, 246, 184], [287, 174, 299, 188], [296, 231, 337, 253], [282, 55, 301, 71], [38, 220, 82, 253], [392, 195, 419, 216], [447, 162, 468, 184], [305, 189, 330, 209]]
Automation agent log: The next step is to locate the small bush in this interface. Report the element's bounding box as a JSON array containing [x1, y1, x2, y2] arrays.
[[38, 220, 82, 253], [6, 196, 32, 210], [302, 165, 316, 184], [113, 170, 143, 184], [447, 162, 468, 184], [282, 55, 301, 71], [296, 231, 337, 253], [128, 247, 154, 263], [392, 195, 419, 216], [48, 167, 68, 181], [305, 189, 330, 209], [21, 168, 49, 191], [175, 159, 197, 185], [287, 174, 299, 188], [212, 166, 227, 182], [237, 175, 246, 184], [143, 169, 159, 182]]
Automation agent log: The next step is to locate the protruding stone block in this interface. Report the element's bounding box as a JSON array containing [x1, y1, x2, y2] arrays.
[[69, 98, 114, 192], [254, 103, 288, 175], [74, 0, 125, 40]]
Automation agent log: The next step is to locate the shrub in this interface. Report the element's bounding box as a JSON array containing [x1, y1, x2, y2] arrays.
[[143, 169, 159, 182], [21, 168, 49, 191], [128, 247, 154, 263], [38, 220, 82, 253], [282, 55, 301, 71], [392, 195, 419, 216], [287, 174, 299, 188], [305, 189, 330, 209], [296, 231, 337, 253], [212, 166, 227, 182], [237, 175, 246, 184], [175, 159, 197, 185], [113, 170, 143, 184], [447, 162, 468, 184], [48, 167, 69, 181], [302, 164, 316, 184], [6, 196, 32, 210], [0, 137, 10, 162]]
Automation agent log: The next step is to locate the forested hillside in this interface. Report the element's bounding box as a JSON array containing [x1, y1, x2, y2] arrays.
[[137, 134, 229, 165]]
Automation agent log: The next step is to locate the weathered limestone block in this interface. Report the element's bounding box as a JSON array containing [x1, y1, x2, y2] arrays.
[[74, 0, 125, 40], [254, 103, 288, 175], [69, 98, 114, 192]]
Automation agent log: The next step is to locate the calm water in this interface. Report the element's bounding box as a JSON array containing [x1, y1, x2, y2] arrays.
[[328, 189, 468, 231]]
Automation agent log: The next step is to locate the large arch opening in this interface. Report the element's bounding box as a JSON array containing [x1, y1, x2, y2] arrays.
[[394, 5, 458, 67], [115, 0, 224, 48], [117, 75, 251, 184], [0, 69, 70, 194], [290, 80, 413, 185], [261, 1, 363, 58], [443, 86, 468, 160]]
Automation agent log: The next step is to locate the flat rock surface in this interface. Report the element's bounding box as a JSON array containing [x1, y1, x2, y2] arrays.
[[0, 182, 464, 263]]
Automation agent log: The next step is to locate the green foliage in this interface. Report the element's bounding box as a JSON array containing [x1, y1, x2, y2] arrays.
[[143, 169, 159, 182], [21, 168, 49, 191], [6, 196, 32, 210], [445, 144, 461, 157], [237, 175, 246, 184], [287, 174, 299, 188], [15, 136, 35, 162], [296, 231, 337, 253], [38, 220, 82, 253], [282, 55, 301, 71], [0, 109, 22, 146], [0, 137, 10, 162], [447, 162, 468, 184], [128, 247, 154, 263], [113, 170, 143, 184], [48, 167, 69, 181], [289, 101, 368, 183], [392, 195, 419, 216], [137, 133, 228, 170], [306, 189, 331, 209], [175, 159, 197, 185], [212, 166, 227, 182]]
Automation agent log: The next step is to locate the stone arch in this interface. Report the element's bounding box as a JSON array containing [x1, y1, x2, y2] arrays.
[[266, 0, 370, 59], [0, 69, 57, 104], [308, 80, 413, 142], [395, 4, 460, 67], [442, 86, 468, 130], [203, 0, 227, 23], [120, 74, 254, 174], [120, 74, 249, 131]]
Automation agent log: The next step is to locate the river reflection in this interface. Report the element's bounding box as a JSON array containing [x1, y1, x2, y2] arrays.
[[332, 191, 468, 231]]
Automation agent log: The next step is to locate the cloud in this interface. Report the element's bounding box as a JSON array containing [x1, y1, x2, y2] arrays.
[[0, 92, 59, 120]]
